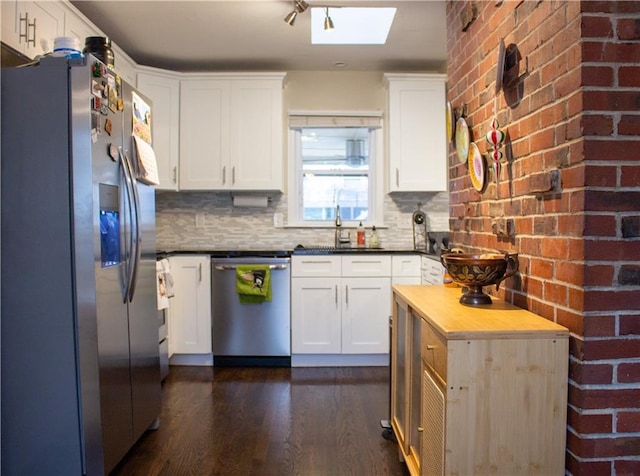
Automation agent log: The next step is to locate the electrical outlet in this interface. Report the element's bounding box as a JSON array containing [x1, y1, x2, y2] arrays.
[[195, 213, 205, 228], [273, 212, 283, 228]]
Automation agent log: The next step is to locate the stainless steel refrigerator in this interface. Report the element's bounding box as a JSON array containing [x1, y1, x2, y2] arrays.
[[1, 55, 160, 475]]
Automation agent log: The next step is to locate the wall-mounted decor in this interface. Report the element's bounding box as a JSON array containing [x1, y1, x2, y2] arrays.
[[485, 118, 506, 191], [455, 117, 470, 164], [495, 38, 506, 94], [468, 142, 486, 192], [446, 100, 454, 143], [460, 2, 478, 32]]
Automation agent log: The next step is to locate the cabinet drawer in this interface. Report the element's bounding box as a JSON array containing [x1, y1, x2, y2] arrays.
[[392, 255, 421, 277], [342, 255, 391, 277], [292, 255, 341, 277], [421, 318, 447, 383]]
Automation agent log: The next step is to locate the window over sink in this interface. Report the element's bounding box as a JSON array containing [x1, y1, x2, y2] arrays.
[[287, 112, 384, 227]]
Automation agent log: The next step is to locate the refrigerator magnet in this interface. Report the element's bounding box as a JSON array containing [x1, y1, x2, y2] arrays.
[[105, 118, 112, 136], [108, 144, 118, 161]]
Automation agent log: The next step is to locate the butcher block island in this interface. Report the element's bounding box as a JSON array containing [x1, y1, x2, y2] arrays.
[[391, 285, 569, 476]]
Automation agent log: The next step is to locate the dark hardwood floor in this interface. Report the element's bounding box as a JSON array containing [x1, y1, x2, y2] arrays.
[[112, 366, 409, 476]]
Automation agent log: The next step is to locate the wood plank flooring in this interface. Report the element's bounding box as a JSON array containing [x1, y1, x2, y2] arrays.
[[112, 366, 409, 476]]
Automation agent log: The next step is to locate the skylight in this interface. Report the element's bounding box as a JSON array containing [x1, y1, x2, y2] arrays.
[[311, 7, 397, 45]]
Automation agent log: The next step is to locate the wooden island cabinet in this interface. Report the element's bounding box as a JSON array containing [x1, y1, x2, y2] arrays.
[[391, 285, 569, 476]]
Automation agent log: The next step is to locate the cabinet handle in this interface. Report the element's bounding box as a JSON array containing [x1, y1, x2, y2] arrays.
[[198, 263, 202, 283], [335, 285, 338, 306], [426, 344, 435, 351], [172, 166, 177, 184], [222, 166, 226, 185], [19, 13, 36, 47], [395, 168, 399, 187], [345, 285, 349, 305], [418, 427, 424, 432], [232, 166, 236, 185]]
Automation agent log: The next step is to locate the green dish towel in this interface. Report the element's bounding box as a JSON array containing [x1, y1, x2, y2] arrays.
[[236, 265, 272, 304]]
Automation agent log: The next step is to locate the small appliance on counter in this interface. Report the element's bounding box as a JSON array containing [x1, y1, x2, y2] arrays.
[[412, 203, 428, 251]]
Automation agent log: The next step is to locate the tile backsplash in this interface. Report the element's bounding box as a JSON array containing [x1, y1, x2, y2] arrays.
[[156, 190, 449, 252]]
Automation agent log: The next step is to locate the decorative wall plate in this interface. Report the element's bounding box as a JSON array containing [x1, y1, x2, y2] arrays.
[[495, 38, 506, 94], [446, 101, 454, 142], [468, 142, 485, 192], [455, 117, 470, 164]]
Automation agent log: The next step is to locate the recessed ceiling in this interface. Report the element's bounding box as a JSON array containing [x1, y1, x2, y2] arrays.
[[69, 0, 447, 73]]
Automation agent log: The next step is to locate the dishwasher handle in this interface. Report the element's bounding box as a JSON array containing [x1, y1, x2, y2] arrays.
[[214, 264, 289, 271]]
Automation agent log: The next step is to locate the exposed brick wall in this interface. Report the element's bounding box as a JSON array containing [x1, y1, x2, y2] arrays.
[[446, 1, 640, 474]]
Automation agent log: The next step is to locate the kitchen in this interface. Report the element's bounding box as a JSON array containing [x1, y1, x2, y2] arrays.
[[2, 1, 639, 475]]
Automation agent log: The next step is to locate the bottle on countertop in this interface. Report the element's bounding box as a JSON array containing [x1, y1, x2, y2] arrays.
[[369, 226, 379, 248], [357, 221, 366, 246]]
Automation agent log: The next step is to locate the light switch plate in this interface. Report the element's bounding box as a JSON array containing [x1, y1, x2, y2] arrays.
[[273, 212, 284, 228]]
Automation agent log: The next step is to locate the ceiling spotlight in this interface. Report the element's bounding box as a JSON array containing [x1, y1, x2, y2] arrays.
[[294, 0, 309, 13], [324, 7, 334, 30], [284, 10, 297, 26]]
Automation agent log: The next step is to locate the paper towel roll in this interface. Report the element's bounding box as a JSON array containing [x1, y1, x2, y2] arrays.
[[232, 195, 269, 207]]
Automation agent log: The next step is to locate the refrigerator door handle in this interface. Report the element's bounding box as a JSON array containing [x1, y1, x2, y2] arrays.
[[119, 147, 136, 302], [122, 148, 142, 302]]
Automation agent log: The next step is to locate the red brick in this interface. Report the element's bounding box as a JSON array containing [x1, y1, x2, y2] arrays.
[[572, 386, 640, 410], [557, 307, 584, 334], [568, 407, 613, 434], [569, 287, 584, 311], [561, 165, 585, 188], [557, 214, 583, 235], [582, 114, 614, 136], [584, 290, 640, 311], [583, 314, 616, 338], [566, 453, 612, 476], [619, 115, 640, 135], [618, 363, 640, 383], [584, 139, 640, 161], [620, 165, 640, 187], [617, 18, 640, 40], [620, 314, 640, 335], [584, 214, 617, 237], [530, 257, 554, 279], [585, 191, 640, 213], [583, 41, 640, 63], [582, 264, 614, 287], [544, 281, 568, 304], [618, 411, 640, 432], [584, 165, 618, 187], [577, 434, 640, 457], [556, 261, 584, 285], [615, 459, 640, 476], [619, 66, 640, 87], [570, 360, 613, 385], [568, 237, 585, 260], [585, 239, 640, 261], [541, 237, 569, 259], [583, 91, 640, 112], [580, 1, 615, 14], [582, 65, 614, 87], [584, 338, 640, 360], [581, 15, 614, 37]]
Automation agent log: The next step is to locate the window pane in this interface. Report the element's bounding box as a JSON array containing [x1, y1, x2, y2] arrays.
[[299, 127, 370, 222]]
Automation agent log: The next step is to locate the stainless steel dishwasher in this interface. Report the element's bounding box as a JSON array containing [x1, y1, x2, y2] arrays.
[[211, 256, 291, 366]]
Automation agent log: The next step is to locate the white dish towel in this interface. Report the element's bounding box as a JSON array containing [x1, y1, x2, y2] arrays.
[[156, 258, 175, 310]]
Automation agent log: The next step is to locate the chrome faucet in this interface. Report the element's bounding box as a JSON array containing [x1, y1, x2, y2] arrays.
[[335, 205, 351, 248]]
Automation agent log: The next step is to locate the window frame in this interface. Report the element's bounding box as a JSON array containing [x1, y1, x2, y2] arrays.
[[286, 111, 385, 228]]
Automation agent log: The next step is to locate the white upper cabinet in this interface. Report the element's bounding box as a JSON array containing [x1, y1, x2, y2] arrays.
[[137, 68, 181, 190], [385, 73, 448, 192], [2, 0, 64, 58], [179, 74, 285, 191]]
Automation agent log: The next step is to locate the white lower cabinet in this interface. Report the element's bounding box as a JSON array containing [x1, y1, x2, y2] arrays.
[[167, 255, 212, 358], [392, 255, 422, 285], [421, 255, 444, 285], [291, 255, 392, 361]]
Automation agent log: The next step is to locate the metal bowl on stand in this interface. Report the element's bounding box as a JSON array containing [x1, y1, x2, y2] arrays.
[[440, 252, 518, 305]]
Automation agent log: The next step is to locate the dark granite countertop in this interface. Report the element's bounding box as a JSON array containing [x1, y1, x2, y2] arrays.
[[157, 248, 443, 259]]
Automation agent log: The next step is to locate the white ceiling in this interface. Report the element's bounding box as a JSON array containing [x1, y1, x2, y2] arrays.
[[69, 0, 447, 72]]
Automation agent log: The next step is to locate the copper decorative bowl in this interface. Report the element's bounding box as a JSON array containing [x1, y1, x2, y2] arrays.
[[440, 252, 518, 305]]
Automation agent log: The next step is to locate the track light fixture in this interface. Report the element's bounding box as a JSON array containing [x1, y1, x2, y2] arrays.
[[284, 0, 310, 26], [323, 7, 334, 30]]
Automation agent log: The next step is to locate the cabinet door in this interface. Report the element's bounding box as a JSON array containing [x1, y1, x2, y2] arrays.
[[422, 369, 445, 476], [387, 74, 447, 192], [341, 277, 391, 353], [179, 79, 229, 190], [229, 80, 283, 190], [2, 1, 64, 58], [291, 277, 341, 354], [138, 71, 180, 190], [167, 256, 212, 354], [391, 296, 409, 453]]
